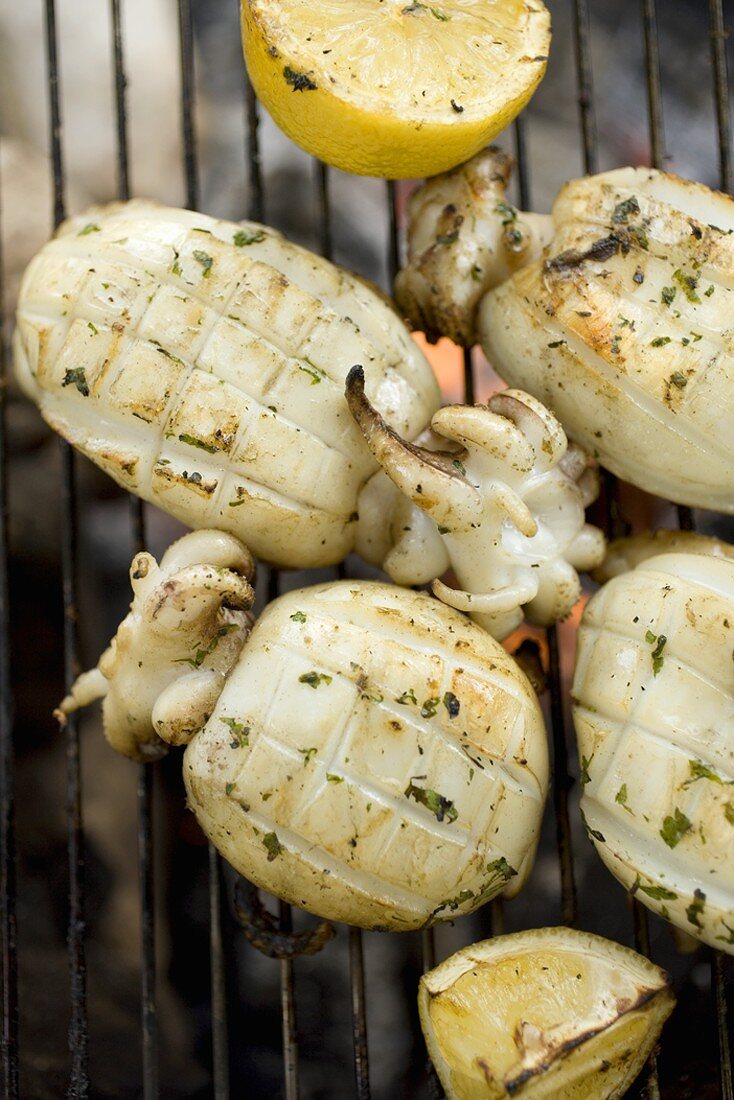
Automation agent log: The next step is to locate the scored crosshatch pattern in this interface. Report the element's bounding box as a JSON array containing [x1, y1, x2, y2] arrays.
[[185, 582, 547, 928], [573, 556, 734, 949], [13, 203, 438, 568]]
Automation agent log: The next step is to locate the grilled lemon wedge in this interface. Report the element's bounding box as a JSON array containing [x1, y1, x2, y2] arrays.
[[241, 0, 550, 178], [419, 928, 675, 1099]]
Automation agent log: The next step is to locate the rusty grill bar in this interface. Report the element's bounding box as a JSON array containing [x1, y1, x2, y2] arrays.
[[0, 1, 732, 1097]]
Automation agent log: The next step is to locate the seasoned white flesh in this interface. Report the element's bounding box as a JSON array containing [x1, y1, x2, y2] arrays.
[[55, 530, 256, 760], [184, 579, 549, 929], [595, 528, 734, 583], [573, 552, 734, 954], [348, 368, 604, 640], [480, 167, 734, 511], [14, 200, 439, 567], [419, 927, 675, 1100], [395, 147, 553, 346], [58, 531, 548, 930]]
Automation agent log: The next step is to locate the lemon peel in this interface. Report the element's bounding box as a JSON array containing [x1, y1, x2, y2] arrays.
[[241, 0, 550, 178]]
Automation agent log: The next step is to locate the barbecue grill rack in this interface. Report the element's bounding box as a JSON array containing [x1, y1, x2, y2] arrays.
[[0, 1, 732, 1097]]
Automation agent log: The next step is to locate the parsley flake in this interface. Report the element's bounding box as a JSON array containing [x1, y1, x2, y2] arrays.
[[263, 832, 283, 861], [405, 780, 457, 823], [193, 250, 213, 278], [299, 671, 332, 689], [62, 367, 90, 397], [660, 807, 692, 848], [233, 229, 266, 247]]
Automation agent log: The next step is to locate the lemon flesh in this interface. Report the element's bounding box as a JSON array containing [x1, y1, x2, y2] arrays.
[[241, 0, 550, 178], [419, 927, 675, 1099]]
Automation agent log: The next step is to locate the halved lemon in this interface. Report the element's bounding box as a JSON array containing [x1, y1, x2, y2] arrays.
[[241, 0, 551, 179], [419, 927, 675, 1099]]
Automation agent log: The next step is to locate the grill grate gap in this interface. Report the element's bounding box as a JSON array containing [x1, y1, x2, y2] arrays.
[[43, 2, 90, 1097], [0, 100, 18, 1100]]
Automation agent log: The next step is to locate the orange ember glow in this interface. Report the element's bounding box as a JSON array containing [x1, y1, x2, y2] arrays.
[[411, 332, 507, 405]]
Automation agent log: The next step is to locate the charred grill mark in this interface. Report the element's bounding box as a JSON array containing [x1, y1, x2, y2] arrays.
[[502, 979, 673, 1094]]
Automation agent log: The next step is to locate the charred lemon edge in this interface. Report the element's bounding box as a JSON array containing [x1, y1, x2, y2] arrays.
[[418, 926, 675, 1098]]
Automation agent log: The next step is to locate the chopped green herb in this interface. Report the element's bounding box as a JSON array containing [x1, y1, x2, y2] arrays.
[[717, 923, 734, 945], [326, 773, 344, 784], [651, 634, 667, 676], [469, 857, 518, 909], [470, 264, 483, 282], [580, 807, 605, 843], [669, 372, 688, 388], [452, 458, 466, 476], [686, 889, 706, 928], [290, 611, 307, 623], [442, 691, 460, 718], [437, 525, 451, 535], [436, 228, 460, 245], [396, 688, 417, 706], [87, 321, 98, 335], [705, 284, 715, 297], [673, 267, 701, 303], [233, 229, 266, 247], [611, 196, 640, 225], [429, 889, 475, 920], [420, 697, 440, 719], [660, 807, 692, 849], [298, 746, 317, 766], [62, 367, 90, 397], [650, 336, 672, 347], [404, 780, 458, 824], [263, 832, 283, 861], [615, 784, 633, 813], [225, 782, 235, 796], [725, 802, 734, 826], [77, 223, 100, 236], [193, 250, 213, 278], [178, 433, 218, 454], [171, 259, 182, 277], [220, 716, 249, 746], [580, 754, 594, 786], [150, 340, 184, 365], [661, 286, 676, 306], [298, 362, 323, 385], [637, 880, 678, 901], [299, 671, 332, 689], [494, 201, 517, 225], [174, 624, 239, 670], [645, 629, 657, 644], [685, 759, 725, 787]]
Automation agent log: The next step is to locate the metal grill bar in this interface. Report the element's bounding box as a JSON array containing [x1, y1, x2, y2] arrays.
[[349, 926, 370, 1100], [309, 152, 373, 1098], [278, 899, 299, 1100], [108, 4, 160, 1092], [710, 0, 733, 195], [0, 139, 19, 1100], [209, 845, 230, 1099], [43, 3, 91, 1096], [175, 5, 232, 1095], [572, 0, 598, 176], [245, 78, 265, 224], [511, 103, 580, 928], [641, 0, 666, 172]]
